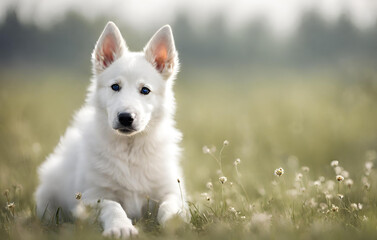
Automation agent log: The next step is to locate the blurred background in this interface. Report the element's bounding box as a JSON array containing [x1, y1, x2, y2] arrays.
[[1, 0, 377, 202]]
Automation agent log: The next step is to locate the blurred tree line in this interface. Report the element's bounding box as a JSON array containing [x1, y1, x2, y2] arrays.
[[0, 10, 377, 77]]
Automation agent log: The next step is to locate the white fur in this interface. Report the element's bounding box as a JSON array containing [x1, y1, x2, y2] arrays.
[[35, 22, 187, 238]]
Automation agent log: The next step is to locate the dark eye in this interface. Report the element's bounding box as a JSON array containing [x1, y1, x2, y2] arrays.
[[111, 84, 120, 91], [140, 87, 151, 95]]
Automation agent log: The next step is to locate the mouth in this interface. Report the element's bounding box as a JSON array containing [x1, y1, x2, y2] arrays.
[[115, 127, 136, 135]]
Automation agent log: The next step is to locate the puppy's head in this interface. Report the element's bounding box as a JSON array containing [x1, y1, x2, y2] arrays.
[[91, 22, 178, 136]]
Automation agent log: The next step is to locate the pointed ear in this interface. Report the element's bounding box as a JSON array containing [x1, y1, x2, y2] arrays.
[[144, 25, 179, 79], [92, 21, 127, 75]]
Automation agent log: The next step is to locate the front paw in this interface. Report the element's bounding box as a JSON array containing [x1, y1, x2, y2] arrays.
[[102, 223, 138, 239], [157, 202, 189, 225]]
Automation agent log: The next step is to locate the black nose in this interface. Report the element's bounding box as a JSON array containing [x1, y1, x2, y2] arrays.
[[118, 112, 134, 127]]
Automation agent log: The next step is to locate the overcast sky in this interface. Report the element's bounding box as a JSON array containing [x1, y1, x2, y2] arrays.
[[1, 0, 377, 36]]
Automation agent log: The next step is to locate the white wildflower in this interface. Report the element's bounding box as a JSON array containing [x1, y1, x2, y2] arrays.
[[202, 146, 210, 154], [365, 161, 373, 171], [345, 179, 353, 188], [295, 173, 303, 181], [206, 182, 213, 190], [350, 203, 358, 211], [229, 207, 237, 214], [314, 180, 321, 187], [325, 193, 333, 200], [358, 203, 363, 210], [302, 166, 310, 173], [331, 204, 339, 212], [334, 166, 342, 174], [336, 175, 344, 182], [331, 160, 339, 167], [223, 140, 229, 146], [219, 176, 227, 184], [341, 170, 349, 178], [234, 158, 241, 166], [319, 203, 328, 210]]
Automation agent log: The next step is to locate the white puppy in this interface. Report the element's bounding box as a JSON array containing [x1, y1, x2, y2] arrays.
[[35, 22, 187, 238]]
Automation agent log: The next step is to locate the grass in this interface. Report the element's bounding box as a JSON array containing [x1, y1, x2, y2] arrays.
[[1, 69, 377, 239]]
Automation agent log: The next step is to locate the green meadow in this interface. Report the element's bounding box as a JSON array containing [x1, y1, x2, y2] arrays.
[[1, 69, 377, 239]]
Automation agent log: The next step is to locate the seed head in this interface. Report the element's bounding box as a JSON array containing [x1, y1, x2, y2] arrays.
[[274, 168, 284, 177], [336, 175, 344, 182], [75, 192, 82, 200], [219, 176, 227, 184]]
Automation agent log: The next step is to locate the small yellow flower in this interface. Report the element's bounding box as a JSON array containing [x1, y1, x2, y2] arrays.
[[274, 168, 284, 177]]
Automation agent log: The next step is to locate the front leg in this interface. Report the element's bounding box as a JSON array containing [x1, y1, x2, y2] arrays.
[[75, 198, 138, 238], [100, 200, 138, 238], [157, 193, 188, 225]]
